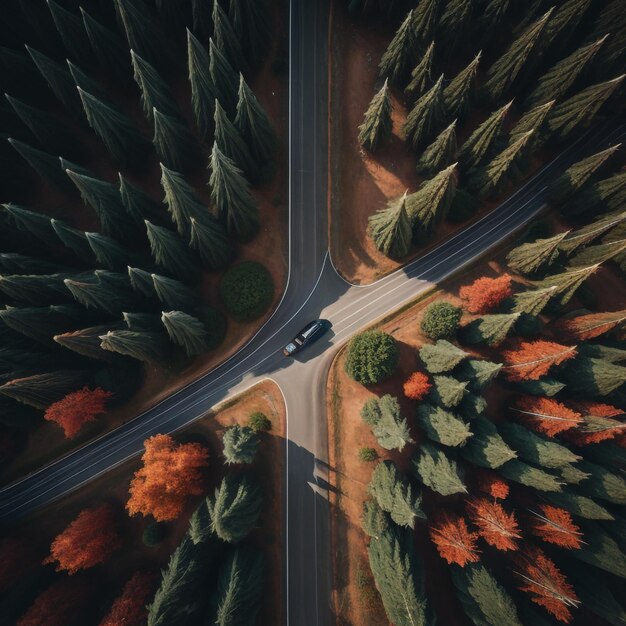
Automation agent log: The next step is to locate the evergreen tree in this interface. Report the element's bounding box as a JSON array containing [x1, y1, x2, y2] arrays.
[[124, 312, 161, 332], [85, 232, 137, 271], [476, 0, 511, 34], [212, 0, 248, 73], [547, 75, 625, 140], [456, 359, 502, 391], [358, 79, 392, 152], [191, 0, 212, 41], [214, 99, 256, 179], [567, 172, 626, 217], [458, 101, 512, 171], [516, 378, 565, 397], [410, 0, 440, 50], [0, 304, 90, 344], [361, 499, 389, 539], [443, 52, 481, 120], [403, 75, 446, 150], [367, 192, 412, 258], [67, 60, 112, 106], [64, 271, 138, 315], [78, 88, 150, 168], [119, 173, 162, 226], [419, 339, 468, 374], [228, 0, 272, 67], [429, 374, 467, 408], [577, 461, 626, 505], [0, 253, 66, 275], [128, 266, 155, 296], [512, 285, 558, 315], [189, 217, 231, 270], [100, 329, 169, 362], [417, 403, 472, 447], [369, 461, 424, 528], [51, 218, 95, 262], [0, 273, 75, 306], [221, 424, 260, 465], [54, 324, 121, 361], [378, 9, 418, 85], [187, 29, 216, 141], [509, 100, 554, 144], [188, 499, 211, 545], [569, 239, 626, 267], [437, 0, 472, 57], [499, 459, 562, 492], [2, 203, 55, 244], [412, 442, 466, 495], [7, 138, 71, 191], [145, 220, 197, 280], [506, 231, 568, 274], [47, 0, 92, 63], [500, 423, 580, 468], [209, 38, 239, 114], [482, 9, 552, 102], [546, 491, 613, 520], [406, 162, 457, 233], [207, 474, 262, 542], [208, 142, 259, 241], [152, 108, 199, 172], [542, 0, 593, 55], [569, 569, 626, 626], [131, 50, 180, 122], [462, 313, 520, 346], [151, 273, 198, 311], [416, 120, 457, 176], [572, 522, 626, 578], [0, 370, 87, 409], [404, 41, 435, 102], [360, 394, 414, 451], [461, 415, 517, 469], [161, 311, 210, 356], [537, 264, 599, 305]]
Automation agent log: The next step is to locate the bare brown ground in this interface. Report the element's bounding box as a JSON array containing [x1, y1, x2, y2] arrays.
[[3, 379, 286, 625]]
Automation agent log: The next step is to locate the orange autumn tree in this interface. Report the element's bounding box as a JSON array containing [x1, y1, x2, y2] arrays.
[[466, 498, 521, 551], [555, 308, 626, 341], [44, 505, 121, 574], [561, 401, 625, 445], [126, 434, 209, 521], [516, 547, 579, 623], [99, 571, 156, 626], [430, 514, 480, 566], [403, 371, 432, 400], [502, 340, 577, 381], [527, 505, 583, 549], [475, 470, 509, 501], [44, 386, 113, 438], [459, 274, 513, 313], [514, 396, 582, 437]]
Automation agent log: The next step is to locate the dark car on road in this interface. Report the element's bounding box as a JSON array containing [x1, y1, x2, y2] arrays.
[[283, 319, 331, 356]]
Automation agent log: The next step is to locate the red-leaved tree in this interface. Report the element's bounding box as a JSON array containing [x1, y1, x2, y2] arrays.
[[514, 396, 582, 437], [17, 578, 92, 626], [459, 274, 513, 313], [403, 371, 432, 400], [516, 547, 579, 623], [501, 340, 577, 381], [44, 505, 121, 574], [126, 434, 209, 521], [527, 505, 583, 549], [555, 309, 626, 341], [430, 514, 480, 566], [44, 387, 113, 438], [467, 498, 521, 551], [99, 571, 156, 626], [475, 470, 510, 500], [560, 401, 625, 445]]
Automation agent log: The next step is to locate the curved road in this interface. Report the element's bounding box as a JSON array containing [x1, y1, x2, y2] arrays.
[[0, 1, 624, 624]]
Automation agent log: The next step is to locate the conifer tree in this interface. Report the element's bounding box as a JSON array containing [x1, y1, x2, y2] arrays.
[[221, 425, 259, 465], [207, 474, 262, 542], [85, 232, 137, 271], [0, 304, 90, 344], [542, 0, 593, 55], [456, 359, 502, 391], [405, 41, 435, 103], [47, 0, 92, 63], [361, 499, 389, 539], [131, 50, 180, 122], [209, 38, 239, 113], [378, 9, 418, 85], [417, 403, 472, 447], [436, 0, 472, 57], [161, 311, 209, 356], [569, 569, 626, 626], [7, 138, 70, 191], [51, 219, 95, 262], [412, 441, 467, 495], [358, 79, 392, 152], [567, 172, 626, 217], [429, 375, 467, 408], [124, 312, 161, 332], [571, 522, 626, 578], [100, 329, 168, 362], [127, 266, 155, 297], [416, 120, 457, 176], [499, 459, 563, 492], [444, 53, 481, 120], [569, 238, 626, 267], [188, 499, 211, 545], [67, 60, 112, 106], [525, 36, 608, 108], [189, 217, 231, 270], [119, 173, 162, 226], [0, 253, 66, 275], [208, 142, 259, 241], [0, 370, 87, 409], [419, 339, 468, 374], [2, 203, 55, 244], [547, 75, 625, 140], [54, 324, 121, 361], [512, 285, 558, 315], [367, 192, 412, 258], [78, 88, 150, 168], [546, 490, 613, 520], [144, 220, 197, 280], [536, 264, 599, 305], [476, 0, 511, 34], [187, 29, 216, 141], [159, 163, 208, 236], [461, 415, 517, 469], [403, 75, 446, 150], [462, 313, 520, 346], [482, 9, 552, 102], [361, 394, 414, 451], [212, 0, 248, 73], [228, 0, 272, 67], [564, 357, 626, 397], [458, 101, 512, 171], [0, 273, 75, 306], [151, 273, 198, 311], [214, 99, 256, 179], [410, 0, 440, 50], [577, 460, 626, 505], [152, 108, 199, 172], [65, 271, 138, 315], [506, 231, 568, 274], [509, 101, 554, 144]]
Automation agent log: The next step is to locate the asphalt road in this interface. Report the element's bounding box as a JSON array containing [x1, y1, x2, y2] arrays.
[[0, 1, 624, 623]]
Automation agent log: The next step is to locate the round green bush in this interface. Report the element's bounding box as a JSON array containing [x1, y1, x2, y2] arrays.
[[142, 521, 169, 547], [249, 411, 272, 432], [344, 330, 399, 385], [219, 261, 274, 322], [421, 302, 462, 339], [358, 447, 379, 462]]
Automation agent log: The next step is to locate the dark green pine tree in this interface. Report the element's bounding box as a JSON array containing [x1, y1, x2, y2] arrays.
[[404, 41, 435, 102], [228, 0, 272, 67], [586, 0, 626, 72], [100, 329, 169, 362], [456, 359, 502, 391], [429, 375, 467, 408], [542, 0, 593, 56], [547, 75, 625, 140], [151, 272, 198, 311], [506, 231, 568, 274], [221, 424, 260, 465], [567, 172, 626, 217], [119, 173, 162, 226], [78, 88, 150, 168], [537, 264, 599, 305], [209, 142, 259, 241], [410, 0, 440, 50], [546, 491, 613, 520], [416, 120, 457, 177], [412, 441, 467, 495], [516, 378, 565, 397], [187, 28, 216, 141], [0, 370, 87, 409], [443, 52, 481, 120], [191, 0, 212, 41], [189, 217, 231, 270], [144, 220, 197, 280], [563, 357, 626, 397], [572, 522, 626, 578], [462, 313, 520, 346], [211, 547, 264, 626], [569, 239, 626, 267], [476, 0, 511, 34], [161, 311, 210, 357], [85, 232, 137, 271], [508, 100, 554, 145], [358, 79, 393, 153], [51, 218, 95, 263], [214, 99, 257, 179], [207, 473, 262, 541], [47, 0, 92, 63], [0, 46, 46, 98], [160, 163, 209, 236], [7, 138, 71, 191], [482, 9, 553, 102], [361, 500, 389, 539], [577, 461, 626, 506], [559, 212, 626, 255], [403, 74, 446, 150], [458, 101, 512, 171], [368, 192, 412, 259], [525, 36, 608, 108], [188, 499, 211, 545], [0, 273, 75, 306], [361, 395, 414, 452], [64, 270, 138, 315], [461, 415, 517, 469], [235, 73, 277, 163], [548, 143, 621, 207], [406, 162, 457, 233], [378, 9, 418, 85], [498, 459, 562, 492], [127, 266, 156, 296], [212, 0, 248, 73], [67, 60, 114, 106], [0, 253, 67, 275], [436, 0, 472, 58], [131, 50, 180, 122], [54, 323, 121, 361], [2, 203, 55, 244], [512, 285, 558, 315], [209, 38, 239, 114], [123, 312, 162, 333], [152, 108, 199, 173], [419, 339, 468, 374], [417, 403, 472, 447]]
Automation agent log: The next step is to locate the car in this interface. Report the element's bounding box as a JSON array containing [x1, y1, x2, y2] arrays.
[[283, 319, 331, 356]]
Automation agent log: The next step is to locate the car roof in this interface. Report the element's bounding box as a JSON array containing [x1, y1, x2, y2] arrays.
[[300, 320, 321, 338]]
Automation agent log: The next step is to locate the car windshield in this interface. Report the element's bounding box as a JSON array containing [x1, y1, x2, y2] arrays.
[[285, 343, 297, 353], [301, 323, 319, 339]]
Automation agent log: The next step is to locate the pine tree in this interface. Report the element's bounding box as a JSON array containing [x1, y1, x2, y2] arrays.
[[0, 253, 66, 275], [378, 9, 418, 85], [119, 174, 162, 226], [358, 79, 392, 152], [436, 0, 472, 58], [456, 359, 502, 391], [417, 403, 472, 447], [0, 304, 90, 344], [512, 285, 558, 315], [212, 0, 248, 73], [536, 264, 599, 305], [476, 0, 512, 34], [404, 41, 435, 101], [64, 271, 138, 315], [189, 216, 231, 270], [429, 375, 467, 408], [444, 53, 481, 120], [586, 0, 626, 71], [412, 441, 467, 495], [187, 29, 216, 141], [222, 425, 259, 465], [0, 370, 87, 409], [228, 0, 272, 67], [410, 0, 440, 50], [145, 220, 196, 280], [51, 219, 95, 262], [367, 192, 412, 258], [569, 238, 626, 267], [462, 313, 520, 347], [577, 460, 626, 505], [54, 324, 121, 361], [208, 142, 259, 241], [482, 9, 552, 102], [78, 88, 150, 168], [571, 522, 626, 578], [0, 273, 75, 306], [516, 378, 565, 397], [419, 339, 468, 374], [161, 311, 209, 356], [207, 474, 262, 542], [209, 38, 239, 114], [47, 0, 92, 63], [499, 459, 562, 492], [151, 273, 198, 311], [406, 162, 457, 233], [416, 120, 457, 176], [188, 499, 211, 545], [403, 75, 446, 150], [191, 0, 212, 41], [526, 36, 608, 108], [361, 499, 389, 539], [2, 203, 55, 244], [546, 490, 613, 520], [123, 312, 161, 332], [7, 138, 71, 191], [131, 50, 180, 122], [85, 232, 137, 271], [506, 231, 568, 274], [67, 60, 113, 106], [214, 99, 256, 179], [360, 394, 414, 451], [508, 101, 554, 145], [569, 569, 626, 626], [152, 108, 199, 172], [567, 172, 626, 217], [100, 329, 168, 362], [458, 101, 512, 171], [461, 415, 517, 469], [542, 0, 593, 55], [547, 75, 625, 140]]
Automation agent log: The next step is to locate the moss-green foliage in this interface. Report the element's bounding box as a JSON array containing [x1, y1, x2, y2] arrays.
[[417, 403, 472, 447], [368, 193, 412, 259], [219, 261, 273, 322], [345, 330, 399, 384], [361, 499, 388, 537], [221, 425, 260, 465], [361, 394, 414, 451], [359, 447, 379, 462], [358, 79, 393, 152], [411, 442, 467, 496], [248, 411, 271, 432], [419, 340, 468, 374], [420, 302, 462, 339], [461, 415, 517, 469]]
